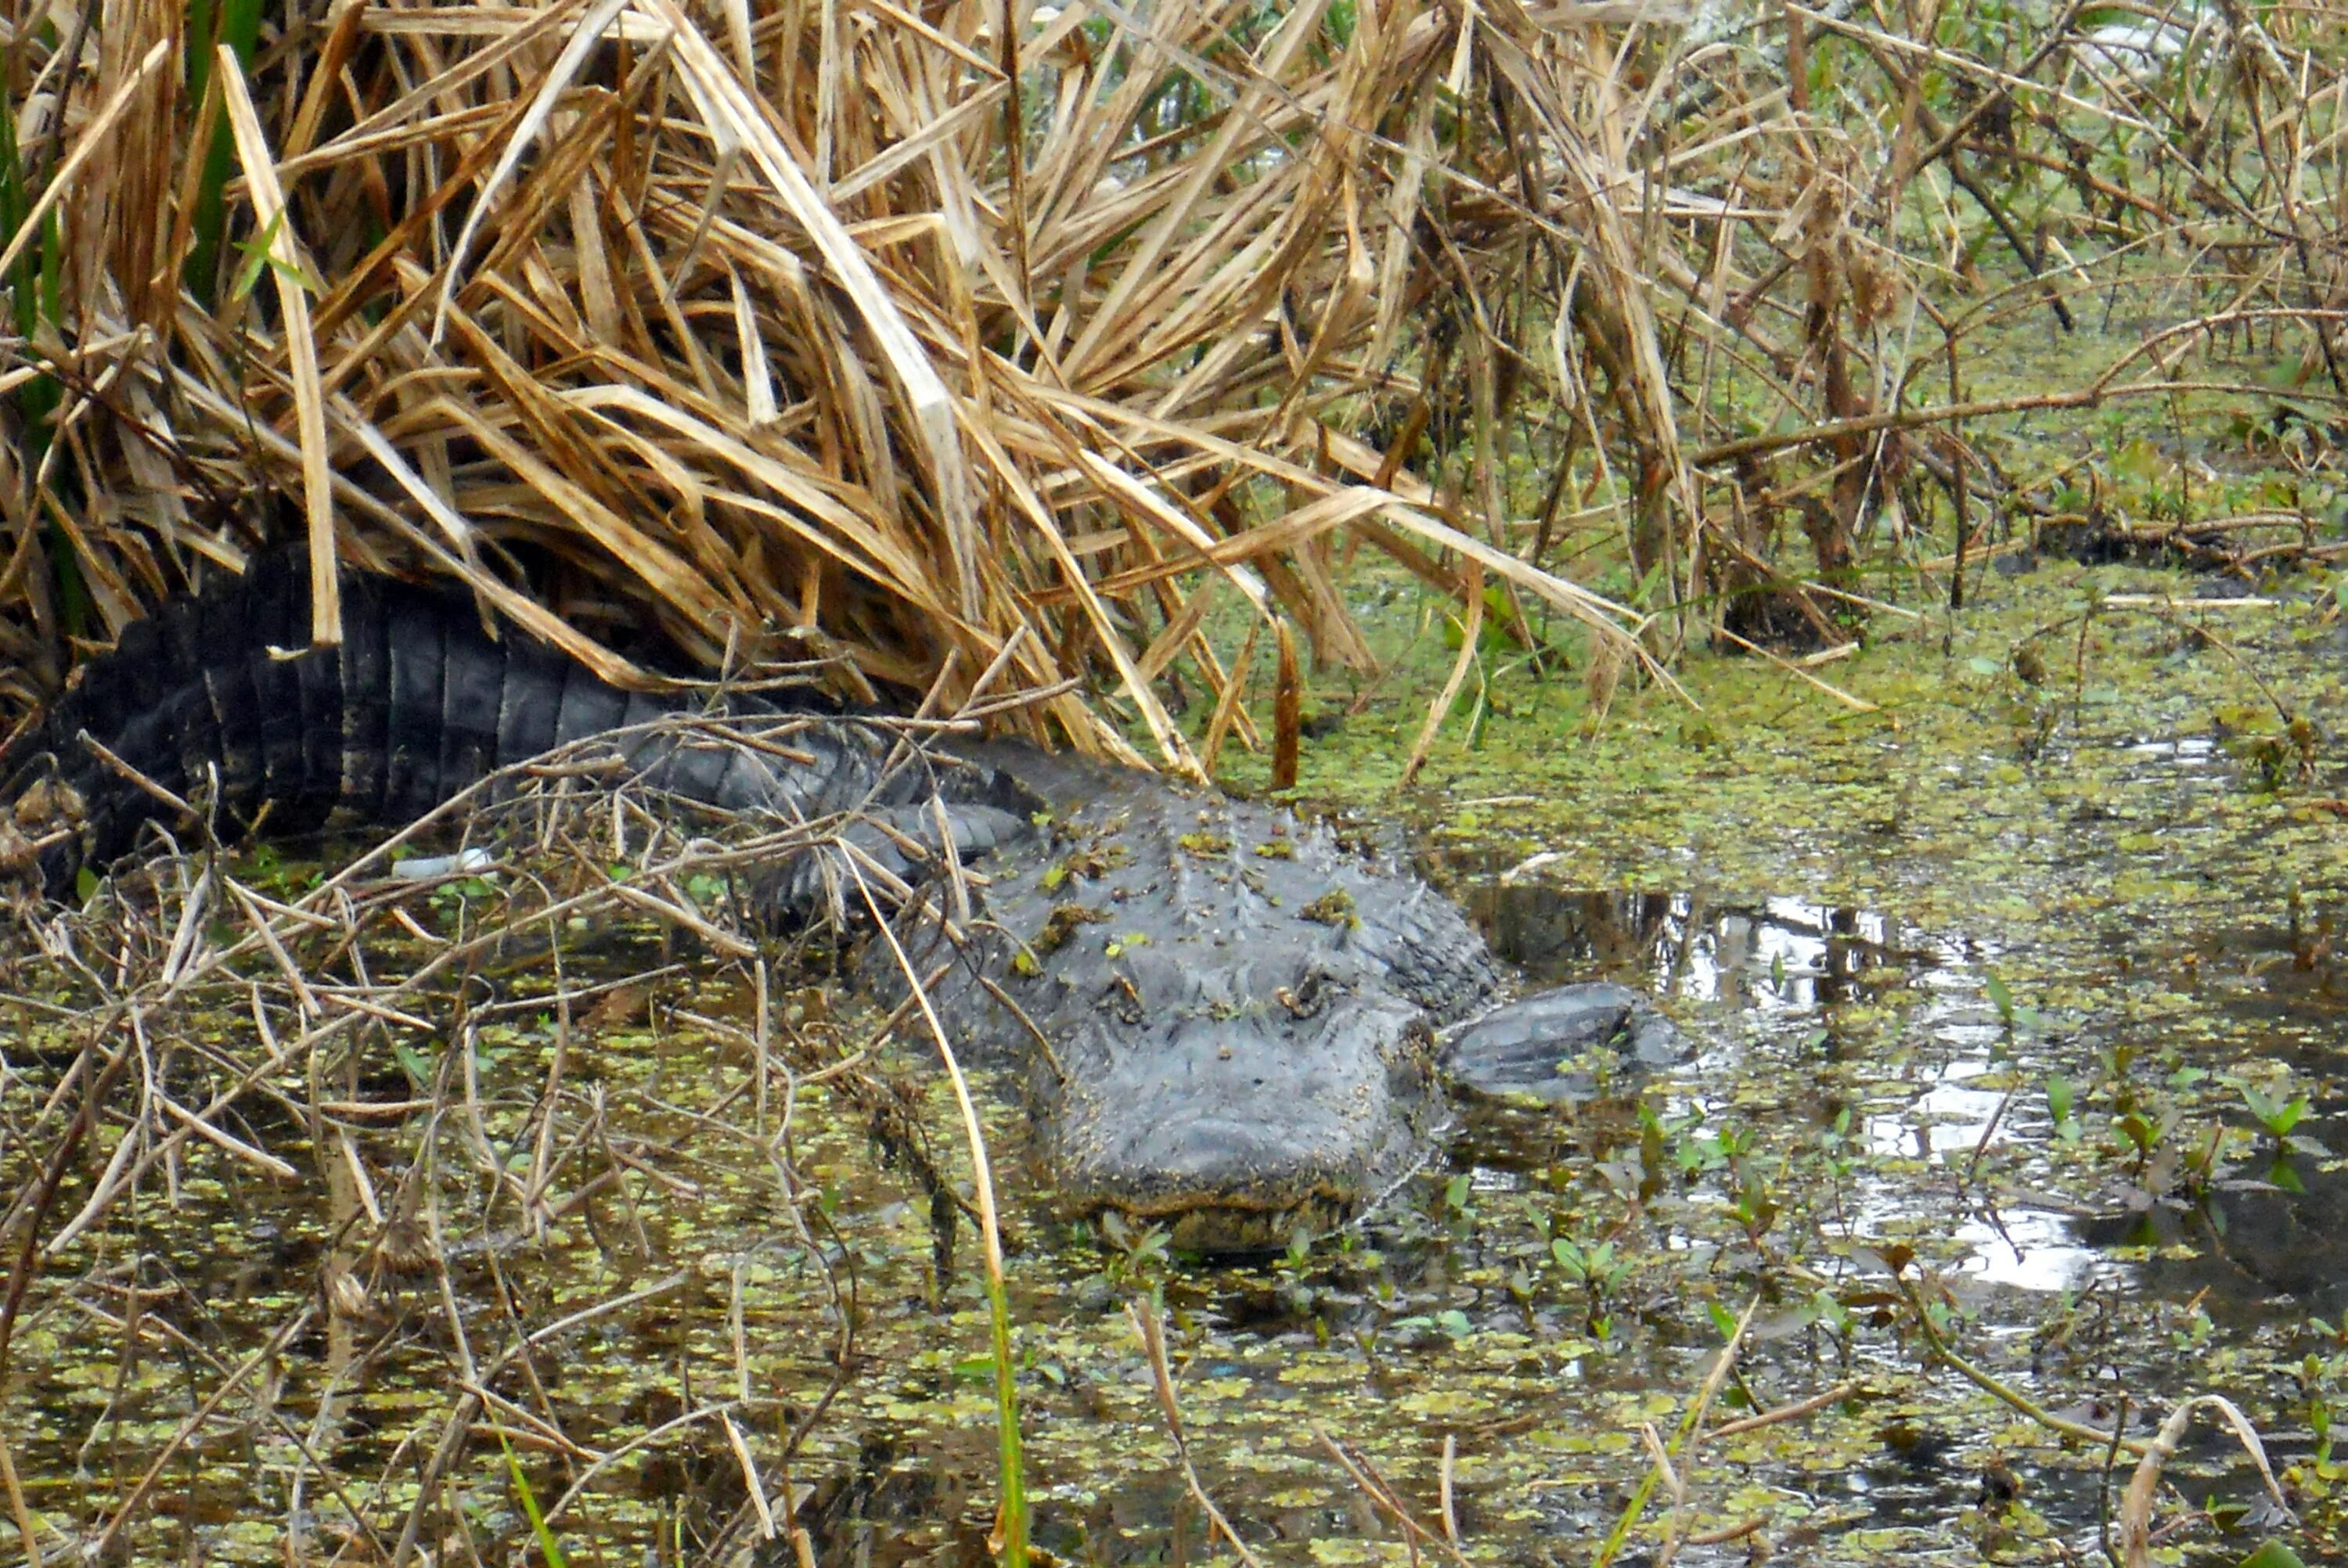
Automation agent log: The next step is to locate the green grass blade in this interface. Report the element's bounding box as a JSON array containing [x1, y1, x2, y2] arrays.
[[496, 1429, 570, 1568], [985, 1269, 1028, 1567], [183, 0, 264, 300]]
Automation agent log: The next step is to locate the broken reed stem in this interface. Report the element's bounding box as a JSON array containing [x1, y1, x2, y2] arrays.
[[1438, 1433, 1460, 1550], [0, 1422, 41, 1568], [1705, 1379, 1860, 1439], [2118, 1395, 2292, 1568], [1402, 559, 1483, 788], [1127, 1301, 1267, 1568], [1312, 1425, 1472, 1568], [1272, 617, 1302, 790], [1592, 1295, 1757, 1568]]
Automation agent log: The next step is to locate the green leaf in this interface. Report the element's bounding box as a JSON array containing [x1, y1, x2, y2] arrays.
[[498, 1429, 569, 1568], [184, 0, 266, 300], [2245, 1086, 2310, 1136], [229, 208, 288, 301], [2235, 1541, 2307, 1568], [1983, 972, 2015, 1027], [1630, 558, 1670, 610], [1445, 1172, 1473, 1211]]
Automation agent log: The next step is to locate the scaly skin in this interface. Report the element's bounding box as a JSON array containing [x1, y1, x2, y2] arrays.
[[0, 552, 1027, 902], [1, 556, 1682, 1251], [895, 743, 1500, 1250]]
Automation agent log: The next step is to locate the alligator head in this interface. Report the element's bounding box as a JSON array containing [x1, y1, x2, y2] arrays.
[[910, 742, 1498, 1253], [1034, 964, 1446, 1253]]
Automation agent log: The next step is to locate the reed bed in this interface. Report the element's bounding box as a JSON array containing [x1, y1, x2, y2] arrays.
[[2, 2, 2343, 747], [0, 0, 1684, 773]]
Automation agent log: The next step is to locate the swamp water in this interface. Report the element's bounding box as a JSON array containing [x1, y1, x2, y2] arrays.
[[2, 556, 2346, 1565]]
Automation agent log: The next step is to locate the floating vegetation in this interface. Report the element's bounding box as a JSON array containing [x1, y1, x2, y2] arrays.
[[0, 563, 2335, 1564], [1, 0, 2347, 1562]]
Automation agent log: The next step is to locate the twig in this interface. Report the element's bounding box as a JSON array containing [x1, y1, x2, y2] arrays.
[[1127, 1301, 1267, 1568], [1895, 1271, 2149, 1453], [1313, 1425, 1471, 1568], [1708, 1379, 1862, 1438], [0, 1422, 41, 1568]]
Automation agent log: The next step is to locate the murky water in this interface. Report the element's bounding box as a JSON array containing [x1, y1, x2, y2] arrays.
[[1408, 848, 2338, 1559], [9, 590, 2348, 1563], [9, 858, 2333, 1566], [1455, 867, 2348, 1307]]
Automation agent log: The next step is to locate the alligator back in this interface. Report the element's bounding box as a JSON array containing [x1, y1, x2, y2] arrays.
[[0, 554, 1025, 900]]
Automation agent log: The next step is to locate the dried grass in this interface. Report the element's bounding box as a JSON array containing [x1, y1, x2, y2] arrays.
[[0, 714, 988, 1560], [9, 1, 2342, 743], [0, 0, 1689, 768]]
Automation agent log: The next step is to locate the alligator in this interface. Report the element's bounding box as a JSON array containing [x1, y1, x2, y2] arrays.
[[0, 553, 1688, 1250]]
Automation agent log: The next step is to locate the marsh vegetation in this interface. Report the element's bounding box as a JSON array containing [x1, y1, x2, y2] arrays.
[[2, 0, 2348, 1563]]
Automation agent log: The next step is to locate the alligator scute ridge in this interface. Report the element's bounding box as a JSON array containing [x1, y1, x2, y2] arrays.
[[0, 554, 1689, 1251]]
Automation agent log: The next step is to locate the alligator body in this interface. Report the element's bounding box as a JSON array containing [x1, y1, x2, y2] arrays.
[[2, 556, 1685, 1250]]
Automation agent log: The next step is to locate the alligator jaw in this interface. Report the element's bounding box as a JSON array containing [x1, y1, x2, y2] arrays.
[[1093, 1190, 1360, 1257]]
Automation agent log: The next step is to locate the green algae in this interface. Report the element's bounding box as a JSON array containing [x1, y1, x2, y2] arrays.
[[4, 562, 2348, 1565]]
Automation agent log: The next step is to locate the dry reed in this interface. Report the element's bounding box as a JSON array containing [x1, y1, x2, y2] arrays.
[[0, 0, 1690, 766], [3, 1, 2342, 738], [0, 713, 1009, 1559]]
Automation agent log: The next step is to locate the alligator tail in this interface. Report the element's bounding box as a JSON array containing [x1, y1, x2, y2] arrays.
[[0, 554, 1026, 902]]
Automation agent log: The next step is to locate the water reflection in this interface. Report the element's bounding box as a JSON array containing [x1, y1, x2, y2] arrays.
[[1447, 873, 1943, 1012], [2118, 734, 2217, 767], [1957, 1209, 2106, 1294], [1446, 872, 2348, 1333]]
